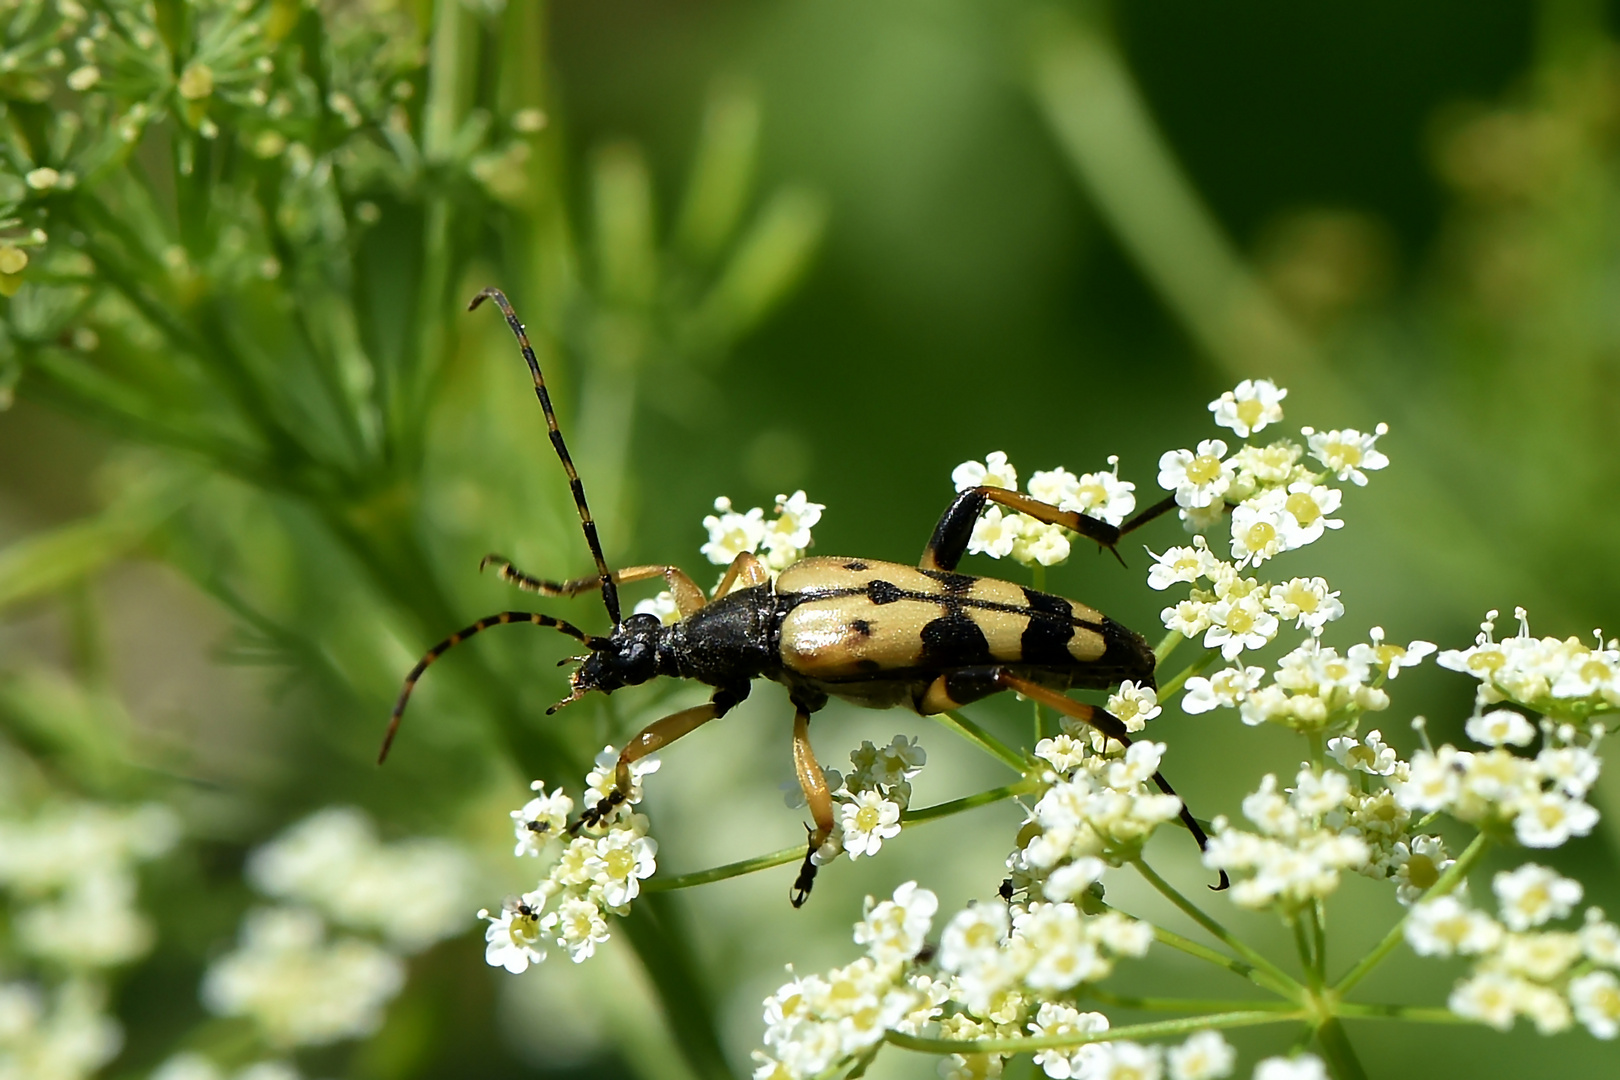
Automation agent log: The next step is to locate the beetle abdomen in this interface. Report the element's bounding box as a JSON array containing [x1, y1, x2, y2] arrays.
[[774, 557, 1151, 689]]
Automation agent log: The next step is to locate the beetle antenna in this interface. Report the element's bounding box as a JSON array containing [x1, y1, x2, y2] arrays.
[[469, 288, 622, 627], [381, 610, 600, 764]]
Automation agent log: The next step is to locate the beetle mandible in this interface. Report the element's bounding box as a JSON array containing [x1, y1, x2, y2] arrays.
[[382, 288, 1226, 906]]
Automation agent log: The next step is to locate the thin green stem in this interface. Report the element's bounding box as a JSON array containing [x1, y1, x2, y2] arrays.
[[647, 781, 1036, 892], [1082, 987, 1299, 1013], [1132, 858, 1303, 1000], [1335, 1002, 1478, 1023], [1333, 832, 1492, 995], [1312, 898, 1328, 982], [885, 1011, 1298, 1056], [1290, 913, 1320, 992], [1156, 649, 1219, 705], [934, 711, 1029, 773], [1153, 629, 1184, 667]]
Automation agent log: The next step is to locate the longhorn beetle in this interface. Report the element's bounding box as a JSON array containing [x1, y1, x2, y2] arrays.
[[383, 288, 1227, 906]]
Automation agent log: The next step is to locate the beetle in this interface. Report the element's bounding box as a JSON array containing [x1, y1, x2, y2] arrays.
[[383, 288, 1225, 906]]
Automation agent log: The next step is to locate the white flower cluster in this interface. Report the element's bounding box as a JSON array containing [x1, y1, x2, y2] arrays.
[[0, 800, 179, 969], [200, 908, 405, 1049], [0, 979, 122, 1080], [0, 800, 178, 1080], [203, 807, 470, 1048], [1406, 864, 1620, 1037], [1203, 766, 1372, 911], [815, 735, 928, 864], [246, 806, 474, 952], [753, 881, 1230, 1080], [950, 452, 1137, 568], [1438, 608, 1620, 723], [150, 1054, 302, 1080], [481, 747, 662, 973], [1183, 632, 1428, 734], [1007, 714, 1183, 899], [1393, 724, 1602, 849], [698, 491, 826, 574]]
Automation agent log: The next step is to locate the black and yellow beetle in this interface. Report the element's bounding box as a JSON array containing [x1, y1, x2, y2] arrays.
[[383, 288, 1221, 905]]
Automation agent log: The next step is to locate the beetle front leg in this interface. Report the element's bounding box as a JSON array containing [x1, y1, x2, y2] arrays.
[[920, 487, 1187, 572], [573, 686, 746, 831], [790, 703, 836, 908]]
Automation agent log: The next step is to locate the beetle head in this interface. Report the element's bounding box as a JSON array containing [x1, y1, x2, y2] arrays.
[[552, 613, 664, 711]]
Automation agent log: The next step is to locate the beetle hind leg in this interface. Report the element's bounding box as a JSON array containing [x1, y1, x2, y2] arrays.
[[790, 702, 836, 908]]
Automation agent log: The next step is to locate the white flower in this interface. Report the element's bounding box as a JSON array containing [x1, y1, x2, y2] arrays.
[[1013, 520, 1073, 568], [854, 881, 938, 964], [764, 491, 824, 554], [1079, 1040, 1162, 1080], [1347, 628, 1435, 679], [1043, 857, 1108, 902], [1162, 598, 1214, 638], [1580, 907, 1620, 967], [1277, 482, 1343, 547], [1209, 379, 1287, 437], [1027, 1002, 1108, 1079], [542, 895, 612, 962], [1514, 790, 1599, 848], [1493, 864, 1583, 931], [1105, 681, 1160, 732], [1068, 457, 1137, 527], [1203, 594, 1279, 660], [1252, 1055, 1328, 1080], [1182, 666, 1266, 714], [1167, 1030, 1235, 1080], [512, 783, 574, 856], [480, 899, 546, 973], [967, 505, 1024, 560], [201, 908, 406, 1047], [1389, 836, 1452, 904], [1404, 896, 1503, 957], [1158, 439, 1233, 509], [939, 904, 1009, 974], [1301, 424, 1389, 486], [586, 828, 658, 908], [1447, 970, 1528, 1031], [1326, 730, 1398, 776], [700, 497, 767, 565], [1265, 578, 1343, 633], [954, 451, 1019, 492], [1465, 708, 1537, 748], [1229, 489, 1288, 567], [839, 791, 902, 858], [633, 590, 681, 625], [1028, 466, 1081, 507], [1570, 971, 1620, 1039], [1146, 539, 1218, 591]]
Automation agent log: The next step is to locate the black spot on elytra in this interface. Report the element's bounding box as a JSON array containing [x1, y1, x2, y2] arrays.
[[849, 618, 873, 637], [1020, 587, 1077, 665], [855, 658, 883, 674], [867, 579, 904, 605], [843, 560, 868, 571], [921, 568, 974, 594], [920, 612, 992, 667]]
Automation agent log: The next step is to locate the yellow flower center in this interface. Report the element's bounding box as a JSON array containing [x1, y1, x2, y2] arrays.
[[1226, 607, 1255, 635], [1185, 454, 1223, 485], [855, 805, 881, 831], [605, 847, 636, 878], [1406, 854, 1439, 889], [1243, 521, 1276, 551], [1236, 399, 1265, 429], [1078, 482, 1108, 507], [1375, 643, 1406, 667], [1285, 491, 1321, 525], [1324, 440, 1361, 467]]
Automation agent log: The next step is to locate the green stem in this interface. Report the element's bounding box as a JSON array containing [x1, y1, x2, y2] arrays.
[[934, 711, 1029, 773], [1313, 1016, 1368, 1080], [1156, 649, 1219, 705], [1082, 987, 1299, 1013], [1138, 920, 1274, 987], [647, 781, 1035, 892], [1132, 858, 1303, 1000], [1290, 913, 1320, 992], [1333, 832, 1491, 995], [1153, 629, 1183, 667], [1335, 1002, 1479, 1023], [885, 1010, 1298, 1056]]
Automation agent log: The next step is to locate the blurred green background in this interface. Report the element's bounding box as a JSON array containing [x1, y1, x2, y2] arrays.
[[3, 0, 1620, 1077]]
